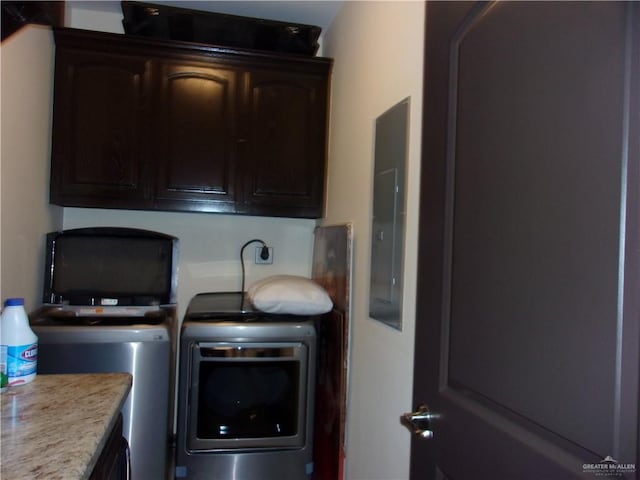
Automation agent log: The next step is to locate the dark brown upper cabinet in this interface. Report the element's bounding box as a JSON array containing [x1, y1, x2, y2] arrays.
[[241, 69, 328, 216], [50, 46, 153, 209], [50, 28, 332, 218], [153, 60, 239, 213]]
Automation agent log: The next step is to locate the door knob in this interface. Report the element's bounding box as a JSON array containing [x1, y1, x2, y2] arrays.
[[401, 404, 439, 439]]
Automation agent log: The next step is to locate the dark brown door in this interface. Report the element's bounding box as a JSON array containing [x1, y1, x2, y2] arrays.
[[240, 69, 328, 218], [411, 2, 639, 478], [50, 48, 152, 208], [153, 61, 238, 213]]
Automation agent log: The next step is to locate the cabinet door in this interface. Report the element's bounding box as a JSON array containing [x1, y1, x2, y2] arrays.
[[154, 61, 238, 213], [241, 69, 328, 218], [50, 48, 152, 208]]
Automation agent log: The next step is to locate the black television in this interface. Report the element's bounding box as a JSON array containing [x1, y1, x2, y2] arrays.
[[43, 227, 179, 307]]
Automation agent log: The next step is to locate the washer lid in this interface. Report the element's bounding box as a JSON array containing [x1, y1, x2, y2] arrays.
[[30, 306, 169, 326]]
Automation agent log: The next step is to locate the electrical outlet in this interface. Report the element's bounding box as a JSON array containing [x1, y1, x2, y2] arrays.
[[255, 246, 274, 264]]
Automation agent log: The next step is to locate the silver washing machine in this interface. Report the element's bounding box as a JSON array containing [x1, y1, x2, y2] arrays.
[[33, 227, 180, 480], [32, 308, 175, 480]]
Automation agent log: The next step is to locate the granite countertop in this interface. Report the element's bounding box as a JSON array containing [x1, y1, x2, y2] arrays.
[[1, 373, 132, 480]]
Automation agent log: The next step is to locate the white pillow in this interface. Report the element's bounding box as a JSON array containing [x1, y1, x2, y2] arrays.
[[247, 275, 333, 315]]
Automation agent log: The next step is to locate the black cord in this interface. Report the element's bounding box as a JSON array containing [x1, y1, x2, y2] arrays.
[[240, 238, 268, 311]]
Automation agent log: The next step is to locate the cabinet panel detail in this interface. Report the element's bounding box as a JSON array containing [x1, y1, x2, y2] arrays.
[[51, 49, 152, 207], [243, 71, 328, 216], [155, 64, 237, 209]]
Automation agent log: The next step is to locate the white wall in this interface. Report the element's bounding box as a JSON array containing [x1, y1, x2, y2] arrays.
[[65, 3, 124, 33], [0, 25, 63, 312], [322, 2, 425, 479], [63, 208, 316, 321]]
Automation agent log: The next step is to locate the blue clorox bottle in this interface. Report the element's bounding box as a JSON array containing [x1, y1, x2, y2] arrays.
[[1, 298, 38, 386]]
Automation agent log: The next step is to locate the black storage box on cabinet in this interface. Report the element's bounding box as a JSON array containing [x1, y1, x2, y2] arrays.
[[121, 1, 322, 56]]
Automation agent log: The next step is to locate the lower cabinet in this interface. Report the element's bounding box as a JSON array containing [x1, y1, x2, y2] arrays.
[[90, 414, 129, 480], [50, 28, 332, 218]]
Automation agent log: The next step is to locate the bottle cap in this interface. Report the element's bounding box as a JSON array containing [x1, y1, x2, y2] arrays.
[[4, 298, 24, 307]]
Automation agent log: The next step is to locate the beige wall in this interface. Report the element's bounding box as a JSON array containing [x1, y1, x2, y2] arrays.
[[65, 3, 124, 33], [63, 208, 316, 321], [1, 25, 63, 311], [323, 2, 425, 479]]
